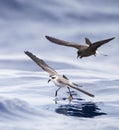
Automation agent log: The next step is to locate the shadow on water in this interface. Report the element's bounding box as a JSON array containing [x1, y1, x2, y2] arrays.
[[55, 101, 107, 118]]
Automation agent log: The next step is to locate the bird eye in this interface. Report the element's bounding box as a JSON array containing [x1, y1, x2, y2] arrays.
[[52, 77, 55, 79]]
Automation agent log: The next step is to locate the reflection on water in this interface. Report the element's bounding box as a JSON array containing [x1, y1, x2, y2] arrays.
[[56, 101, 106, 118]]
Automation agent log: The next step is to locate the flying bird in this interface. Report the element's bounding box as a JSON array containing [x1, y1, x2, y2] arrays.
[[25, 51, 94, 100], [45, 36, 115, 58]]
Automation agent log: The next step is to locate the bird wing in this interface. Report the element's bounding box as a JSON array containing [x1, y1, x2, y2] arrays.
[[85, 38, 92, 45], [45, 36, 83, 49], [58, 77, 94, 97], [69, 83, 94, 97], [25, 51, 58, 75], [90, 37, 115, 50]]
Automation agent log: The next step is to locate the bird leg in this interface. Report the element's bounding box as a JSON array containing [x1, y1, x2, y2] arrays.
[[55, 87, 61, 97], [100, 53, 108, 56], [67, 87, 73, 101], [55, 87, 62, 104], [96, 51, 108, 56]]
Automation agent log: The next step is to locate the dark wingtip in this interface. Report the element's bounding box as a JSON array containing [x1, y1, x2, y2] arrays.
[[24, 51, 29, 54], [24, 51, 32, 56], [109, 37, 115, 40], [85, 37, 92, 45], [85, 37, 89, 40], [108, 37, 115, 42], [88, 93, 95, 97], [24, 51, 27, 54], [45, 35, 50, 40], [91, 94, 95, 97]]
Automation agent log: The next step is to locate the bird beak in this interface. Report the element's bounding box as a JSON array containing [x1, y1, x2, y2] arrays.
[[48, 79, 51, 83]]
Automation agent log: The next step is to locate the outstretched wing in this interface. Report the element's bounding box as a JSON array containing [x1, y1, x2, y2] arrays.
[[58, 77, 94, 97], [69, 84, 94, 97], [68, 82, 94, 97], [91, 37, 115, 50], [45, 36, 83, 49], [25, 51, 58, 75]]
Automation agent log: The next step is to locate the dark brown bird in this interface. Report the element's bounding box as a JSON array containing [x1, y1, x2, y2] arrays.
[[45, 36, 115, 58]]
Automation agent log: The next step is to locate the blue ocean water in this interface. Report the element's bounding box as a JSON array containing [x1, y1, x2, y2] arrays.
[[0, 0, 119, 130]]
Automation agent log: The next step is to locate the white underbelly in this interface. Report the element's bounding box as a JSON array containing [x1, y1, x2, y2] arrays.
[[53, 81, 66, 88]]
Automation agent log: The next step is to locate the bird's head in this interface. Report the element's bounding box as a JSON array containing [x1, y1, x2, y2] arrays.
[[48, 75, 57, 83]]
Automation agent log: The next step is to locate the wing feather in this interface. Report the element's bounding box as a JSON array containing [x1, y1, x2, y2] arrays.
[[91, 37, 115, 50], [24, 51, 58, 75], [58, 77, 94, 97], [45, 36, 83, 49], [69, 84, 95, 97]]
